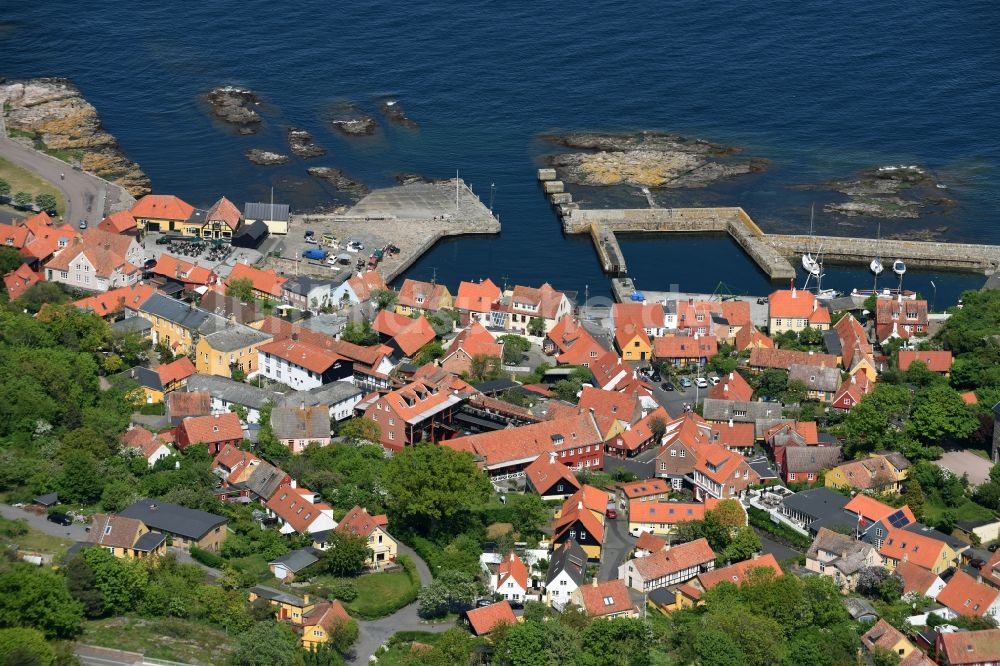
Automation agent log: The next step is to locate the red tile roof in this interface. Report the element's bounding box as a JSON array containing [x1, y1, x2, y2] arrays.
[[346, 272, 387, 302], [166, 391, 211, 419], [734, 326, 774, 351], [372, 310, 436, 356], [258, 339, 343, 374], [205, 197, 242, 230], [577, 579, 636, 617], [88, 513, 148, 550], [74, 284, 155, 315], [634, 531, 667, 554], [523, 455, 580, 495], [445, 322, 501, 359], [553, 486, 608, 544], [178, 412, 243, 445], [653, 333, 718, 360], [546, 316, 606, 365], [768, 289, 831, 325], [0, 222, 30, 248], [151, 254, 216, 287], [631, 538, 715, 580], [509, 283, 567, 320], [45, 228, 140, 279], [629, 500, 705, 525], [131, 194, 195, 221], [577, 386, 641, 436], [833, 372, 874, 410], [861, 619, 908, 653], [336, 505, 388, 540], [707, 371, 753, 402], [455, 279, 500, 313], [496, 551, 529, 591], [97, 210, 139, 234], [445, 412, 602, 470], [879, 528, 950, 570], [696, 553, 782, 591], [620, 478, 670, 499], [612, 406, 671, 453], [465, 601, 516, 635], [3, 263, 43, 300], [397, 279, 449, 310], [266, 486, 332, 534], [615, 320, 650, 350], [226, 263, 286, 298], [898, 351, 953, 373], [875, 299, 929, 342], [613, 302, 665, 331], [938, 570, 1000, 618], [844, 495, 914, 526], [376, 379, 465, 425], [157, 356, 196, 386], [893, 560, 941, 598], [939, 628, 1000, 665], [749, 347, 838, 370], [304, 600, 350, 632], [122, 426, 170, 460], [589, 349, 630, 390]]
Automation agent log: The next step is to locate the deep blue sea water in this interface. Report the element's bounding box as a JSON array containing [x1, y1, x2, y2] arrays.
[[3, 1, 999, 306]]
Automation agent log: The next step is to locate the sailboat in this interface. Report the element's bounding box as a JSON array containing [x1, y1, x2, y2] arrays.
[[802, 204, 821, 279]]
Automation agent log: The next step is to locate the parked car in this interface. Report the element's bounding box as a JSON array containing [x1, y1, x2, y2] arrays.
[[475, 598, 494, 608], [661, 382, 675, 391], [78, 219, 88, 229], [989, 544, 1000, 553], [143, 258, 157, 269], [708, 376, 720, 386], [304, 231, 317, 244], [695, 377, 708, 389], [346, 240, 364, 252], [971, 558, 987, 569], [606, 508, 618, 519], [302, 248, 327, 261], [47, 513, 72, 526], [679, 377, 692, 388]]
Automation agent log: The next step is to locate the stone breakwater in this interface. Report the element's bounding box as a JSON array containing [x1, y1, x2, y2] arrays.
[[0, 78, 151, 196]]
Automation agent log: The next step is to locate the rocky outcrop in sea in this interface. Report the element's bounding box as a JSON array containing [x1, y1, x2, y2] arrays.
[[245, 149, 289, 165], [395, 172, 429, 185], [379, 99, 418, 128], [795, 165, 955, 220], [328, 102, 377, 136], [287, 128, 326, 158], [307, 166, 369, 199], [204, 86, 262, 134], [542, 131, 766, 189], [0, 78, 151, 196]]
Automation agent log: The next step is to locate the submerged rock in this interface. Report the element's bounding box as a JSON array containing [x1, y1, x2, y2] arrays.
[[542, 131, 766, 189], [245, 149, 289, 165], [328, 102, 377, 136], [0, 77, 151, 196], [379, 99, 418, 128], [287, 128, 326, 158], [801, 165, 956, 220], [307, 166, 369, 199], [394, 172, 429, 185], [204, 86, 262, 132]]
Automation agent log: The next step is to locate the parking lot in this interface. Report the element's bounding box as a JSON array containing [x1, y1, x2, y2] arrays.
[[935, 450, 992, 487]]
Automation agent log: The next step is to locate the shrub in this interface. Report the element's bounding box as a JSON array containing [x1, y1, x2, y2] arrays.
[[189, 546, 225, 569], [327, 579, 358, 602], [138, 402, 165, 415]]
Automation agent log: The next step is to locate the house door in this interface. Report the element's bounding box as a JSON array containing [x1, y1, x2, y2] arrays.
[[640, 352, 647, 360]]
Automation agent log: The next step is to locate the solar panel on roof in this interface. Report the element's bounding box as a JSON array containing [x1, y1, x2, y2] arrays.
[[888, 510, 909, 528]]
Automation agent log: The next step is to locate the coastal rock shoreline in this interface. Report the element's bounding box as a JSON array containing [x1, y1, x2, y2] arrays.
[[245, 149, 289, 165], [0, 77, 151, 196], [794, 165, 956, 220], [307, 166, 369, 199], [204, 86, 262, 134]]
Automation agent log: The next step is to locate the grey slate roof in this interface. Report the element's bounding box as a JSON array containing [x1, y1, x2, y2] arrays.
[[186, 374, 281, 410], [271, 406, 331, 441], [784, 446, 843, 473], [747, 456, 779, 481], [789, 363, 842, 393], [472, 379, 521, 395], [119, 499, 227, 541], [546, 539, 587, 588], [269, 547, 321, 573], [282, 276, 337, 297], [702, 398, 784, 423], [34, 493, 59, 506], [823, 330, 843, 357], [843, 597, 879, 620], [111, 317, 152, 335], [241, 461, 287, 501], [879, 451, 911, 471], [119, 366, 163, 392], [904, 522, 967, 551], [139, 293, 227, 334], [283, 381, 362, 410], [299, 313, 349, 338], [133, 531, 167, 552], [806, 528, 876, 576], [244, 202, 290, 222], [249, 585, 306, 606], [201, 325, 272, 352], [782, 487, 850, 524]]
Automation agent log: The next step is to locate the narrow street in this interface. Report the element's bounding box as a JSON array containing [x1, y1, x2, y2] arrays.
[[598, 515, 635, 581]]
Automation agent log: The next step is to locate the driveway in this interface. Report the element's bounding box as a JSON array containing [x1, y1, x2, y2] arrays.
[[598, 516, 635, 581], [935, 450, 991, 487], [755, 529, 804, 564], [0, 502, 88, 542]]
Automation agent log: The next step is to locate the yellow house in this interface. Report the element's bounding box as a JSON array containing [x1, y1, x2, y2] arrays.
[[300, 601, 352, 649], [825, 453, 910, 496], [850, 357, 878, 382], [879, 529, 957, 574], [130, 195, 196, 235], [861, 619, 917, 662], [248, 586, 315, 624], [394, 279, 453, 317], [195, 327, 272, 378], [137, 293, 225, 356], [118, 366, 165, 404], [614, 322, 652, 362], [87, 514, 167, 559], [323, 506, 398, 570]]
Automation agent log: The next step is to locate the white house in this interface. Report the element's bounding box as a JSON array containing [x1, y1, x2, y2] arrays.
[[618, 538, 715, 592], [44, 229, 144, 292], [122, 426, 172, 468], [257, 340, 352, 391], [490, 552, 529, 604], [544, 540, 587, 608], [265, 485, 337, 535]]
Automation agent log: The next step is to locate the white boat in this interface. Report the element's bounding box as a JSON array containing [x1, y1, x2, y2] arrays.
[[893, 259, 906, 275], [802, 254, 821, 276], [870, 257, 883, 275]]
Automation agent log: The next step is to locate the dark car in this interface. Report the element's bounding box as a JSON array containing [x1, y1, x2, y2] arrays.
[[989, 544, 1000, 553], [649, 372, 662, 382], [661, 382, 674, 391], [971, 558, 987, 569], [606, 508, 618, 520], [143, 258, 157, 270], [475, 598, 494, 608], [47, 512, 72, 526]]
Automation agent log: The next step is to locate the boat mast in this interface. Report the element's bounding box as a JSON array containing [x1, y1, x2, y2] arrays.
[[873, 223, 880, 294]]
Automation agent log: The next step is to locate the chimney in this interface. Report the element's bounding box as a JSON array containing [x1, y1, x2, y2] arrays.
[[510, 553, 515, 562], [592, 578, 598, 587], [791, 287, 796, 298], [303, 594, 310, 605], [752, 552, 759, 560], [812, 299, 818, 313], [578, 501, 583, 510], [728, 418, 733, 427], [728, 372, 734, 380], [292, 332, 298, 341], [549, 451, 557, 464]]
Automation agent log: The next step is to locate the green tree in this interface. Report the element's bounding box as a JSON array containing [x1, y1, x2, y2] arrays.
[[341, 320, 378, 346], [12, 191, 33, 207], [722, 527, 763, 564], [384, 444, 491, 537], [756, 369, 787, 399], [15, 282, 69, 312], [0, 247, 23, 274], [579, 618, 652, 666], [417, 570, 480, 619], [0, 565, 84, 638], [225, 277, 255, 303], [0, 178, 10, 198], [552, 379, 581, 403], [57, 450, 105, 504], [468, 354, 503, 383], [413, 340, 444, 365], [693, 628, 745, 666], [65, 554, 105, 618], [843, 383, 911, 456], [407, 628, 476, 666], [908, 384, 978, 444], [499, 334, 530, 366], [82, 548, 148, 614], [0, 627, 55, 666], [102, 353, 125, 375], [780, 379, 808, 405], [314, 532, 371, 576], [337, 417, 380, 444], [370, 289, 397, 311], [228, 621, 301, 666], [649, 416, 667, 443], [527, 317, 546, 337], [494, 620, 547, 665], [903, 478, 925, 521], [34, 193, 58, 213], [871, 647, 902, 666]]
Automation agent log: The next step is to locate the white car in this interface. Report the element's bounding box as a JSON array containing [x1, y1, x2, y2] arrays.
[[695, 377, 708, 389], [708, 376, 720, 386]]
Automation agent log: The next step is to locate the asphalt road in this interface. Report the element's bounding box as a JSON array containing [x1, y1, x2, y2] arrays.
[[0, 502, 89, 542], [599, 515, 636, 581], [755, 529, 805, 564], [0, 113, 108, 227]]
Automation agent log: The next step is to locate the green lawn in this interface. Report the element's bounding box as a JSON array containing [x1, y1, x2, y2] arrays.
[[343, 570, 419, 619], [80, 616, 234, 665], [0, 156, 66, 216], [0, 516, 73, 557], [228, 553, 272, 582], [922, 493, 996, 525]]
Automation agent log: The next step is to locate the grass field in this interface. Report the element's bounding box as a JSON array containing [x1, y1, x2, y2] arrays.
[[922, 493, 995, 525], [0, 155, 65, 216], [344, 570, 419, 619], [81, 616, 234, 665], [0, 516, 73, 557]]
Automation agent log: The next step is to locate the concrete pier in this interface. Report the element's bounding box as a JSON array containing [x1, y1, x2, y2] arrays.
[[537, 168, 557, 181], [562, 206, 1000, 280]]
